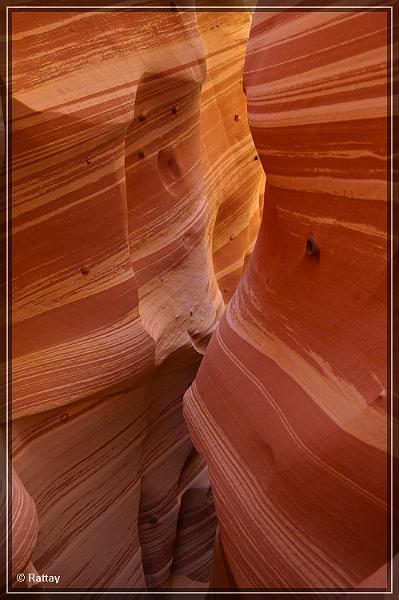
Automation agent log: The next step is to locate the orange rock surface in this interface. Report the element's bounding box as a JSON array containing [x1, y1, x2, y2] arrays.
[[185, 9, 390, 590], [10, 9, 262, 590], [9, 6, 391, 594]]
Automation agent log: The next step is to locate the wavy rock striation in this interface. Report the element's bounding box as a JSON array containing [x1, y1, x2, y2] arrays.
[[184, 9, 390, 590], [10, 9, 262, 591], [10, 6, 390, 594]]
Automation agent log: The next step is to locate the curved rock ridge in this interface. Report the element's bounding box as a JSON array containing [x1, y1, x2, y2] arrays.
[[184, 9, 390, 590], [10, 9, 262, 590]]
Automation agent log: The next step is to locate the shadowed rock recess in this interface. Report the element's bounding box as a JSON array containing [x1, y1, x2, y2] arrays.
[[10, 6, 391, 595]]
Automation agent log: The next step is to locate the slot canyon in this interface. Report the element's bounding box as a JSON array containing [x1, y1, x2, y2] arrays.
[[6, 3, 393, 595]]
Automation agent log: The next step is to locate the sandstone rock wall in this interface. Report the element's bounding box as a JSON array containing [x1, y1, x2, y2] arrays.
[[198, 11, 264, 302], [185, 9, 390, 590], [10, 9, 262, 590]]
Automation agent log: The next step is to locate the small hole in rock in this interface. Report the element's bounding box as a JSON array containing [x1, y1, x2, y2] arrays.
[[80, 266, 90, 275], [306, 237, 319, 257]]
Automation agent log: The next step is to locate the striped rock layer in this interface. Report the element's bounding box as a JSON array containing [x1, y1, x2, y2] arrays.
[[10, 9, 263, 591], [184, 9, 390, 591]]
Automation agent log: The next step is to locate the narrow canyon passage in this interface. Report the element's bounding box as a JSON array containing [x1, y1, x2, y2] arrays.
[[8, 5, 391, 595]]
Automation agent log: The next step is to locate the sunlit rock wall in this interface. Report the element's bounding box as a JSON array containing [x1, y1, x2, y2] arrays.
[[198, 11, 264, 303], [10, 9, 262, 591]]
